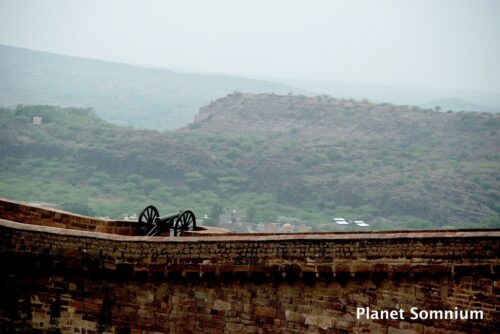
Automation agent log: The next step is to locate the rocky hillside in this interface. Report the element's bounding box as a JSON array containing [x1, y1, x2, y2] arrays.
[[0, 96, 499, 229], [189, 93, 499, 226], [193, 93, 497, 145]]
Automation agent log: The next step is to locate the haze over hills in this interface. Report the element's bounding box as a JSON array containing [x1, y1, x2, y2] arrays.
[[1, 45, 499, 133], [1, 94, 498, 229], [420, 98, 498, 113], [0, 45, 302, 129], [276, 78, 500, 113]]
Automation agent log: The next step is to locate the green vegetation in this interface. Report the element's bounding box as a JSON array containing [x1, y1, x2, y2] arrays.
[[0, 100, 499, 230]]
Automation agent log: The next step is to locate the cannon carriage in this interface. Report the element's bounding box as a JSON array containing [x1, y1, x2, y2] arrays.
[[138, 205, 196, 236]]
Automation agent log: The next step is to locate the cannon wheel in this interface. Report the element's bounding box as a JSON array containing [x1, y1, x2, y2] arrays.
[[174, 210, 196, 236], [138, 205, 160, 235]]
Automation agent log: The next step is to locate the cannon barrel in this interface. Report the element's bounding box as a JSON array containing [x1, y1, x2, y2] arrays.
[[156, 211, 182, 223]]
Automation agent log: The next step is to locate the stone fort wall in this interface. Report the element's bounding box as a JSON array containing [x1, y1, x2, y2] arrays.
[[0, 198, 498, 333], [0, 197, 138, 235]]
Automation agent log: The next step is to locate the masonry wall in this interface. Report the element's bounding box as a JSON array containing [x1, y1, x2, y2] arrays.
[[0, 199, 499, 333], [0, 197, 139, 235], [2, 266, 495, 334]]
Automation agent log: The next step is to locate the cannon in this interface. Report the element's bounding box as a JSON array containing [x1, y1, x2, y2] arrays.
[[138, 205, 196, 236]]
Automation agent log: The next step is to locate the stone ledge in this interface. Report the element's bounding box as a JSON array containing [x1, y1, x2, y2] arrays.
[[2, 251, 496, 278], [1, 219, 499, 242]]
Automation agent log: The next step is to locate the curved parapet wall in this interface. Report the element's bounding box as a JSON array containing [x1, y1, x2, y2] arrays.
[[1, 219, 497, 276], [0, 197, 139, 235], [0, 198, 499, 333]]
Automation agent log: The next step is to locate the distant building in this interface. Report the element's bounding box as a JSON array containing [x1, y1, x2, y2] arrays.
[[32, 116, 43, 125], [353, 220, 370, 227], [198, 214, 210, 225], [333, 217, 349, 225], [230, 210, 237, 223], [123, 213, 137, 221]]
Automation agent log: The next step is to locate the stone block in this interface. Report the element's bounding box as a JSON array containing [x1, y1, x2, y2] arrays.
[[213, 300, 231, 312], [225, 323, 244, 331], [243, 303, 253, 313], [254, 305, 276, 318], [285, 310, 304, 323], [304, 315, 333, 330]]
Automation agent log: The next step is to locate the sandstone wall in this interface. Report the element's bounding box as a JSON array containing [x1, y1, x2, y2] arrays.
[[0, 197, 139, 235], [0, 198, 499, 333], [2, 267, 495, 334]]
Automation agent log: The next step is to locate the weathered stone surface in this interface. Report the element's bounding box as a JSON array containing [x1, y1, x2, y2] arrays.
[[285, 310, 305, 323], [304, 314, 333, 330], [254, 305, 276, 318], [214, 300, 232, 312]]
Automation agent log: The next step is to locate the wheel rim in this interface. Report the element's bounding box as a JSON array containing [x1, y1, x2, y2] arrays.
[[175, 210, 196, 236], [138, 205, 159, 235]]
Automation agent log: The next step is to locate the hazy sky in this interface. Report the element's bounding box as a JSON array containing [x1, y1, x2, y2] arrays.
[[0, 0, 499, 92]]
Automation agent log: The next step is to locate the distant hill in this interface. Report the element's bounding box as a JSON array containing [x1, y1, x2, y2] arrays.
[[191, 92, 498, 141], [187, 93, 499, 227], [1, 95, 498, 229], [420, 98, 498, 113], [0, 45, 301, 129]]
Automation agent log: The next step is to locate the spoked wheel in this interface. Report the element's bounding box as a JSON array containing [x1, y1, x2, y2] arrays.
[[138, 205, 160, 235], [174, 210, 196, 236]]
